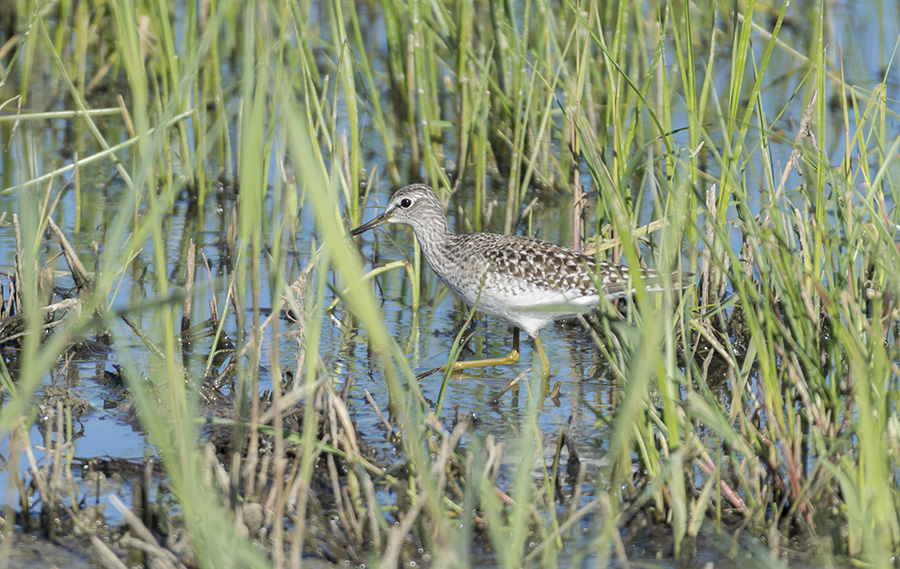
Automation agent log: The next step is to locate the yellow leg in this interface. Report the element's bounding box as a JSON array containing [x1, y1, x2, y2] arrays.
[[451, 327, 521, 371]]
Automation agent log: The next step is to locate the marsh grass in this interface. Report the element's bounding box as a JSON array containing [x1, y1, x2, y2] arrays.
[[1, 0, 899, 568]]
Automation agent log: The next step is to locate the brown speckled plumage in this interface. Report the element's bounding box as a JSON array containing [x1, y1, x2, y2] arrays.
[[351, 184, 683, 338]]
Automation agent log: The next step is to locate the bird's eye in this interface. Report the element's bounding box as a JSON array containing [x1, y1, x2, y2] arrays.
[[400, 198, 412, 208]]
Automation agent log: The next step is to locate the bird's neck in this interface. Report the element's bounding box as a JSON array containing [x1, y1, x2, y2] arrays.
[[410, 216, 452, 261]]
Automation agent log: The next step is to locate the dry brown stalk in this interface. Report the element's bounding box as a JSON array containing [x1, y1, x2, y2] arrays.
[[90, 534, 130, 569], [109, 495, 181, 569], [47, 217, 93, 290], [181, 239, 196, 336], [364, 388, 394, 436]]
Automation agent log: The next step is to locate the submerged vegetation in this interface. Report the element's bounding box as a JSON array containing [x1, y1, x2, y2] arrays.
[[1, 0, 899, 567]]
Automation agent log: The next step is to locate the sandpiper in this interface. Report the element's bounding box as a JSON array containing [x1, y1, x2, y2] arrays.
[[351, 183, 687, 378]]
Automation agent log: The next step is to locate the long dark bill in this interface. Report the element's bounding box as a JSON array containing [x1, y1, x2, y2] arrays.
[[350, 209, 394, 236]]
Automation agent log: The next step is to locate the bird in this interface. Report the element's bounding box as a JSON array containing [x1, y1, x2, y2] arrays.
[[350, 183, 687, 380]]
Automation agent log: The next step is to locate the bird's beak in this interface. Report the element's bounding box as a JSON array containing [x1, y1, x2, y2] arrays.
[[350, 206, 395, 236]]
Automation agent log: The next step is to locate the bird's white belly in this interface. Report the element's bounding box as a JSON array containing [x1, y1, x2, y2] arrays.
[[438, 268, 599, 337]]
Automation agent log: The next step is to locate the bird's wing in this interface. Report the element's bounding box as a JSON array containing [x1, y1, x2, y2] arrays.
[[481, 235, 608, 296]]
